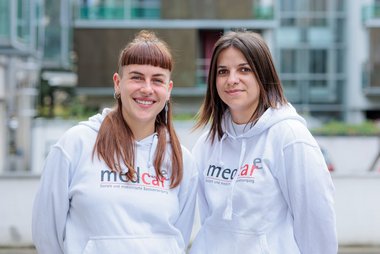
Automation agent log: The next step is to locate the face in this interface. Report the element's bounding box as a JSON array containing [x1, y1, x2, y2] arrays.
[[216, 47, 260, 124], [113, 64, 172, 128]]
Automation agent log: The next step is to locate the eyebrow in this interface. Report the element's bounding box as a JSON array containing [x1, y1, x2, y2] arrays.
[[217, 63, 250, 69], [128, 71, 166, 78]]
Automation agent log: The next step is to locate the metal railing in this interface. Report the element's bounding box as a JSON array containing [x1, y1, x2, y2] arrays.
[[362, 4, 380, 22], [75, 0, 161, 20]]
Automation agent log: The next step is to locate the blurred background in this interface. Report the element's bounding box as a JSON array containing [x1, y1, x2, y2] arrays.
[[1, 0, 380, 253]]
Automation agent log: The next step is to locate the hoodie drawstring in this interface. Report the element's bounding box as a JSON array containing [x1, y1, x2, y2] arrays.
[[147, 134, 158, 177], [223, 139, 247, 220], [215, 133, 228, 168]]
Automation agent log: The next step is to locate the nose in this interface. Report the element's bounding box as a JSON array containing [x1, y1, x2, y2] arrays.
[[227, 71, 239, 86], [140, 81, 153, 95]]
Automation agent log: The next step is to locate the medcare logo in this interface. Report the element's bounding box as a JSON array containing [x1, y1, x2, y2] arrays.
[[100, 167, 169, 189], [205, 158, 263, 181]]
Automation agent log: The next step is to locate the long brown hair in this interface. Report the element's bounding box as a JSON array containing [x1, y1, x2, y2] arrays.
[[194, 30, 288, 143], [93, 30, 183, 188]]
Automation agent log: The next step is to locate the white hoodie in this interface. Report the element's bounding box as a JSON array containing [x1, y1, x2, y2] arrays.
[[190, 104, 337, 254], [32, 108, 198, 254]]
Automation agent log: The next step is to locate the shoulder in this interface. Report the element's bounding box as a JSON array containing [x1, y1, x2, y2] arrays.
[[192, 131, 213, 151], [181, 145, 198, 175], [270, 119, 318, 147], [54, 124, 97, 159]]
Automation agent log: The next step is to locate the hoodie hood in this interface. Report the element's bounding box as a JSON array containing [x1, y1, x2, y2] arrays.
[[78, 108, 162, 176], [79, 108, 112, 133], [222, 103, 306, 139], [217, 103, 306, 220]]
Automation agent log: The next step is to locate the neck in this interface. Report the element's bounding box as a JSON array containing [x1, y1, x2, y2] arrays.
[[130, 122, 155, 141], [231, 111, 256, 125], [121, 113, 155, 141]]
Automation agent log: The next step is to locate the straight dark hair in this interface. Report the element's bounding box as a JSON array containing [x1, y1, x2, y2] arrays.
[[93, 30, 183, 188], [194, 30, 288, 143]]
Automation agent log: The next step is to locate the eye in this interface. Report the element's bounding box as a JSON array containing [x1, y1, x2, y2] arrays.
[[131, 75, 143, 81], [152, 78, 164, 85], [217, 69, 228, 75], [240, 67, 252, 73]]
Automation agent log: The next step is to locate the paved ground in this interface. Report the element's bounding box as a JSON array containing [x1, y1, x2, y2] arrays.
[[1, 246, 380, 254], [0, 249, 36, 254]]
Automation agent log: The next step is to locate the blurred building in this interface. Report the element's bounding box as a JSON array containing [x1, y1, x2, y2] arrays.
[[0, 0, 44, 172], [72, 0, 276, 114], [1, 0, 380, 173], [0, 0, 74, 173], [71, 0, 380, 123]]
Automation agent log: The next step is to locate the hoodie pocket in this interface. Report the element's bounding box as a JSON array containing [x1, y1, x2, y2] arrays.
[[191, 225, 271, 254], [82, 235, 181, 254]]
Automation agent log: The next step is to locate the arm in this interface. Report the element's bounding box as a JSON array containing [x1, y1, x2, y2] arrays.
[[278, 141, 337, 254], [32, 145, 71, 254], [191, 135, 210, 225], [174, 157, 198, 247]]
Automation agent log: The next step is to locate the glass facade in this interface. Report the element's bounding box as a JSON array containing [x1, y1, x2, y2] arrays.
[[363, 1, 380, 93], [0, 0, 10, 40], [277, 0, 346, 120], [76, 0, 161, 20], [43, 0, 73, 68], [0, 0, 44, 53]]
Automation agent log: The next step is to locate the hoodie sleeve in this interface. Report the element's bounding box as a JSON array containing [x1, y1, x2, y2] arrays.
[[174, 150, 199, 247], [277, 140, 337, 254], [32, 145, 71, 254], [191, 134, 210, 225]]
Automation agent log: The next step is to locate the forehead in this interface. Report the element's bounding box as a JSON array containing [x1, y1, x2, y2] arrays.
[[122, 64, 171, 77], [217, 47, 248, 65]]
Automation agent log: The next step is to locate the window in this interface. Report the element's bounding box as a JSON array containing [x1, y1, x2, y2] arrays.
[[336, 49, 344, 74], [197, 30, 222, 86], [280, 0, 295, 12], [282, 80, 301, 103], [281, 49, 296, 73], [0, 1, 10, 39], [17, 0, 31, 44], [310, 0, 327, 12], [310, 49, 327, 74]]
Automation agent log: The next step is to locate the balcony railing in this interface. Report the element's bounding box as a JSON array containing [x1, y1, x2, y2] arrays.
[[362, 61, 380, 95], [76, 1, 161, 20], [362, 4, 380, 22], [253, 5, 274, 20]]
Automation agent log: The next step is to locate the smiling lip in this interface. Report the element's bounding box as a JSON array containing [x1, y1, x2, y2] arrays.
[[134, 98, 155, 106], [225, 89, 243, 95]]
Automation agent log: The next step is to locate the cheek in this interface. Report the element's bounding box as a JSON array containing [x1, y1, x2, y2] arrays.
[[215, 80, 224, 96], [157, 87, 170, 100]]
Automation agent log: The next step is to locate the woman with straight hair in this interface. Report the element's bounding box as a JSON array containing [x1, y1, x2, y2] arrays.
[[190, 30, 337, 254], [32, 30, 198, 254]]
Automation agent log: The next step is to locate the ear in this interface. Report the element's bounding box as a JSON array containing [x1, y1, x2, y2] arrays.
[[113, 73, 120, 93], [166, 80, 173, 100]]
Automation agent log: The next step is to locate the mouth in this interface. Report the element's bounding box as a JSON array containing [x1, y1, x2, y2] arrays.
[[226, 89, 243, 95], [134, 99, 155, 105]]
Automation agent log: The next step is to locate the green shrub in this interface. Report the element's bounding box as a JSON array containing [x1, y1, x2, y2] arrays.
[[311, 121, 380, 136]]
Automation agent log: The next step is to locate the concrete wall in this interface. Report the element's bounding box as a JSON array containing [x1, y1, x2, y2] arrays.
[[0, 59, 6, 174], [334, 174, 380, 245], [0, 176, 39, 247], [317, 136, 380, 173], [31, 118, 77, 173]]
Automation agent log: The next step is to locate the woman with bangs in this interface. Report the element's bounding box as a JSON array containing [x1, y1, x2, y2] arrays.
[[32, 30, 198, 254]]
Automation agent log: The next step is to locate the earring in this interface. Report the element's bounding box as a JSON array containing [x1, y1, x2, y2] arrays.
[[114, 91, 121, 100], [164, 102, 168, 124]]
